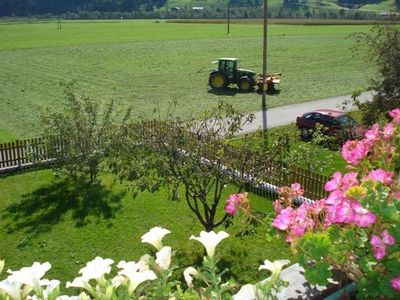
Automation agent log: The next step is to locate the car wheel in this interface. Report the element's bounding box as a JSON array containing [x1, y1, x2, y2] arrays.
[[300, 127, 312, 141]]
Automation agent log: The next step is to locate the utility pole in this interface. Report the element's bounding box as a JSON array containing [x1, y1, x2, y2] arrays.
[[227, 0, 230, 35], [261, 0, 268, 149]]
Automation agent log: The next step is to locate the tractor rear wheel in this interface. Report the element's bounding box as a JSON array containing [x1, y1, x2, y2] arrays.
[[238, 78, 252, 92], [209, 72, 227, 89]]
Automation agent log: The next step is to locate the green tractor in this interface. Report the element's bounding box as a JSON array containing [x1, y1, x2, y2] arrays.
[[208, 58, 280, 92]]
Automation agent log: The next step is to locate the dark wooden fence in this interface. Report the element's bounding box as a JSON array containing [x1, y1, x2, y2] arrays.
[[0, 138, 46, 171], [244, 163, 329, 200], [0, 137, 66, 172], [0, 136, 329, 200]]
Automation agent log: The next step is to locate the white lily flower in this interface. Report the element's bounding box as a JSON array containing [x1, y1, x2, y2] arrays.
[[78, 257, 114, 281], [138, 255, 151, 271], [117, 260, 140, 287], [118, 269, 157, 294], [118, 258, 149, 273], [141, 227, 171, 250], [111, 275, 123, 288], [66, 276, 87, 289], [40, 279, 60, 291], [190, 231, 229, 257], [0, 279, 22, 300], [233, 284, 256, 300], [156, 246, 172, 270], [183, 267, 198, 288], [259, 259, 290, 279], [7, 262, 51, 293], [0, 260, 4, 273], [117, 261, 140, 272], [117, 259, 157, 292], [36, 279, 60, 299], [79, 292, 91, 300]]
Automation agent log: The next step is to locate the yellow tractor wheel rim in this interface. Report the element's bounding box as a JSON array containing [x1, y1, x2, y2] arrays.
[[241, 81, 250, 90], [212, 76, 224, 88]]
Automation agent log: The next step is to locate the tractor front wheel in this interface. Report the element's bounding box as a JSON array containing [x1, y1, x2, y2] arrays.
[[209, 72, 227, 89], [238, 78, 253, 92]]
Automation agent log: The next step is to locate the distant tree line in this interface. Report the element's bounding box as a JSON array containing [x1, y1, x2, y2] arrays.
[[0, 0, 167, 17], [0, 0, 388, 19], [284, 0, 400, 9]]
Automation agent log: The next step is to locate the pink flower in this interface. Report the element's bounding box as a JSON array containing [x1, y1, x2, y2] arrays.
[[371, 235, 386, 259], [365, 123, 380, 141], [342, 173, 359, 189], [364, 169, 394, 186], [325, 190, 346, 205], [325, 172, 359, 192], [370, 230, 395, 260], [341, 140, 369, 166], [325, 172, 342, 191], [272, 207, 294, 231], [351, 201, 376, 227], [389, 108, 400, 124], [290, 223, 307, 238], [291, 183, 304, 196], [225, 194, 241, 215], [225, 203, 237, 215], [227, 194, 241, 205], [273, 200, 283, 213], [383, 123, 395, 140], [391, 277, 400, 292], [309, 199, 326, 215], [382, 229, 395, 245], [292, 205, 314, 236], [334, 200, 354, 224]]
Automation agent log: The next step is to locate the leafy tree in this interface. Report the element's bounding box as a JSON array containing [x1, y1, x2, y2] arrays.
[[353, 24, 400, 124], [40, 82, 131, 183], [109, 102, 270, 231], [269, 125, 334, 174]]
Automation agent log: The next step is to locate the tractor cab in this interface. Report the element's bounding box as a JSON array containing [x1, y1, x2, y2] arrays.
[[214, 58, 238, 82]]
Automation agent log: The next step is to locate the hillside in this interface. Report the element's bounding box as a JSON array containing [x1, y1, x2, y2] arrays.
[[283, 0, 400, 12]]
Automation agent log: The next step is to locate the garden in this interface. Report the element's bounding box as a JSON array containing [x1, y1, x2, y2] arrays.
[[1, 21, 400, 299]]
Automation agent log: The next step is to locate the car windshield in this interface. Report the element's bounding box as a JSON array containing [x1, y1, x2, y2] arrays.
[[337, 115, 357, 127]]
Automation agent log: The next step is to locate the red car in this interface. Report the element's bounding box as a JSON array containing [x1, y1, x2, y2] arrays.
[[296, 109, 359, 141]]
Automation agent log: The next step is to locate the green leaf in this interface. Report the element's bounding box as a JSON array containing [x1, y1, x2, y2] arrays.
[[304, 261, 331, 285], [301, 233, 330, 260], [382, 205, 399, 222]]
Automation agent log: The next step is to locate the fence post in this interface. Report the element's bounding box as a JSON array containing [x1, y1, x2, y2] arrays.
[[16, 140, 21, 167], [0, 142, 3, 169]]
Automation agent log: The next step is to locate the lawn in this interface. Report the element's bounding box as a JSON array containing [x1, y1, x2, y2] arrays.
[[0, 20, 374, 141], [0, 169, 295, 289]]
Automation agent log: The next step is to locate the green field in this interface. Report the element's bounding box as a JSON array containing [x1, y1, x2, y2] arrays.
[[0, 20, 374, 141], [0, 170, 294, 288]]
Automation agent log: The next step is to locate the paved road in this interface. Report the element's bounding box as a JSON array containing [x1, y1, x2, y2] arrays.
[[240, 91, 373, 134]]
